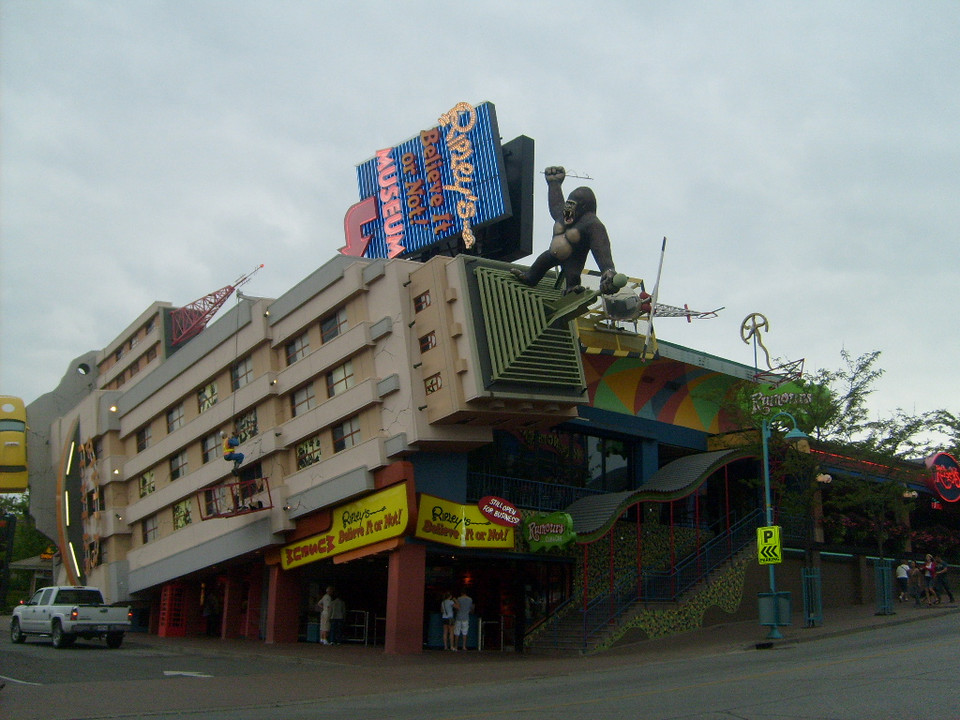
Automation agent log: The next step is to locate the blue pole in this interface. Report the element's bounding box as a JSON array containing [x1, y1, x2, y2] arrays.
[[762, 417, 783, 639]]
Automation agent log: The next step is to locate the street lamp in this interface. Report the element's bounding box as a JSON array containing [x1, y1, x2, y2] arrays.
[[760, 410, 809, 639]]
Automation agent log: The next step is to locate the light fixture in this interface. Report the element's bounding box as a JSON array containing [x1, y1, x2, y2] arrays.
[[113, 469, 120, 475], [264, 310, 271, 317], [109, 405, 118, 413], [816, 473, 832, 484]]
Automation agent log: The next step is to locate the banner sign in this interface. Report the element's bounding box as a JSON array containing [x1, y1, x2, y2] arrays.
[[478, 495, 521, 527], [281, 483, 410, 570], [342, 101, 509, 259], [523, 512, 576, 552], [926, 451, 960, 503], [415, 493, 515, 549]]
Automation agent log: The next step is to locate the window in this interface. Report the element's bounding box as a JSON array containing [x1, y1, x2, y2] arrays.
[[231, 356, 254, 390], [296, 434, 323, 470], [291, 384, 316, 417], [320, 308, 348, 343], [326, 359, 355, 398], [129, 335, 139, 350], [169, 450, 188, 480], [146, 319, 155, 335], [285, 333, 309, 365], [419, 331, 437, 353], [414, 291, 432, 313], [202, 432, 220, 464], [198, 382, 218, 413], [138, 470, 155, 498], [236, 409, 258, 442], [129, 359, 140, 377], [332, 416, 361, 453], [115, 348, 124, 362], [142, 515, 158, 544], [146, 346, 157, 363], [173, 499, 193, 530], [166, 403, 184, 434], [136, 426, 151, 452], [425, 373, 443, 394]]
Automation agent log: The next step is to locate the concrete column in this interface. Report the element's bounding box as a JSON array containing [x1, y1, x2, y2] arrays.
[[265, 564, 300, 643], [384, 541, 426, 654]]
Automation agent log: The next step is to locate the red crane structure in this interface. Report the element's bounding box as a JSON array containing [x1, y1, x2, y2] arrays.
[[170, 264, 264, 346]]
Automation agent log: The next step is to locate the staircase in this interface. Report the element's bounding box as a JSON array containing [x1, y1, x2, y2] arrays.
[[527, 509, 763, 654]]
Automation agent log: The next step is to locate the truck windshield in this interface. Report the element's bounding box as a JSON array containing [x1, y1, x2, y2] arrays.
[[54, 589, 104, 605]]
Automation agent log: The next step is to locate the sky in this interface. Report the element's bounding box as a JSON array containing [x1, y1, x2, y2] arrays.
[[2, 1, 958, 433]]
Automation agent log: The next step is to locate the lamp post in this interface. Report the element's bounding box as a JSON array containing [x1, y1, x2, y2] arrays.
[[760, 410, 809, 639]]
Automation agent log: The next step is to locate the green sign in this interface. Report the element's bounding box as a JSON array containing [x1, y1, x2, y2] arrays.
[[523, 512, 576, 552]]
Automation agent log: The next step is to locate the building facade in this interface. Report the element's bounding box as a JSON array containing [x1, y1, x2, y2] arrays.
[[25, 252, 957, 653]]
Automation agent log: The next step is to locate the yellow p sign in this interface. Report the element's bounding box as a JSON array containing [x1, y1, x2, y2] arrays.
[[757, 525, 782, 565]]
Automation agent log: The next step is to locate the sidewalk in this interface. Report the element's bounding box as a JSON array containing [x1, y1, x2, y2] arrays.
[[46, 599, 957, 667]]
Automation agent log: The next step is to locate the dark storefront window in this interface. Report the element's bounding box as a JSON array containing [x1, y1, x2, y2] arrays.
[[469, 428, 633, 492]]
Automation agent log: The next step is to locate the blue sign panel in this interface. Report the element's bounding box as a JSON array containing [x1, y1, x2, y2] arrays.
[[344, 102, 510, 259]]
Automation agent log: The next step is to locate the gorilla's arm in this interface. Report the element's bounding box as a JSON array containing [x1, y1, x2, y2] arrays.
[[545, 166, 566, 223], [586, 218, 617, 294]]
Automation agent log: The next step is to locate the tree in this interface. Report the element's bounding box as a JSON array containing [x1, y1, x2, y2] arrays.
[[720, 350, 947, 558]]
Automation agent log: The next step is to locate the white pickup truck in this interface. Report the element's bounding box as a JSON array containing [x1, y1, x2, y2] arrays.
[[10, 586, 132, 649]]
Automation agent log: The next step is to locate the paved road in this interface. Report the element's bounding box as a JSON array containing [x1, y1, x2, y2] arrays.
[[2, 609, 957, 719]]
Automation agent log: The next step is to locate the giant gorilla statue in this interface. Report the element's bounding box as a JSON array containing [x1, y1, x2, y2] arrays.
[[511, 166, 618, 295]]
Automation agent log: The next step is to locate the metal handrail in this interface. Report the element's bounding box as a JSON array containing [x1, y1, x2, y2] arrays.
[[466, 472, 605, 513], [577, 508, 765, 648]]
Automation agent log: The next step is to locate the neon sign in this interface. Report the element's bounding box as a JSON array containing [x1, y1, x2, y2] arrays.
[[341, 101, 509, 260], [926, 451, 960, 503]]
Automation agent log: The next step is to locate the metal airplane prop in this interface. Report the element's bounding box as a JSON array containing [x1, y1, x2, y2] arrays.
[[578, 238, 723, 360]]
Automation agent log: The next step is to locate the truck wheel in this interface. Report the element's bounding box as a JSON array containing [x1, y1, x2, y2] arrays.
[[10, 618, 26, 644], [51, 621, 75, 649], [106, 632, 124, 649]]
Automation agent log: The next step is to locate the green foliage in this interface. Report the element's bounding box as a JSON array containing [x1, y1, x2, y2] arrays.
[[724, 349, 955, 559], [0, 491, 52, 561]]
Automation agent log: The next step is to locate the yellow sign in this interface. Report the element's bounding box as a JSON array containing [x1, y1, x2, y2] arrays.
[[757, 525, 782, 565], [415, 493, 515, 549], [281, 483, 409, 570]]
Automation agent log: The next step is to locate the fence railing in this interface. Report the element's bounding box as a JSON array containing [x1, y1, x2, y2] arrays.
[[575, 508, 765, 649], [466, 472, 605, 513]]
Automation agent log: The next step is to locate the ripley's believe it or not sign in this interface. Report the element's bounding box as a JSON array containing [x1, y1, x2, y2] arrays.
[[341, 101, 509, 259], [415, 493, 515, 549], [281, 483, 410, 570], [927, 452, 960, 503]]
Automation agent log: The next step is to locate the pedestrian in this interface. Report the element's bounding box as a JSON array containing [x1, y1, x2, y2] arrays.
[[907, 561, 923, 606], [895, 559, 910, 602], [922, 554, 938, 606], [316, 586, 334, 644], [454, 588, 473, 651], [330, 590, 346, 644], [933, 556, 954, 604], [440, 591, 457, 650]]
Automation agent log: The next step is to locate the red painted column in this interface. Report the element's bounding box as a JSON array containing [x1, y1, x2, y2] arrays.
[[243, 569, 263, 640], [384, 541, 426, 654], [264, 564, 300, 644], [221, 576, 242, 639]]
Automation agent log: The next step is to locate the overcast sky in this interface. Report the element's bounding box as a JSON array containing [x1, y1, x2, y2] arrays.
[[2, 1, 957, 432]]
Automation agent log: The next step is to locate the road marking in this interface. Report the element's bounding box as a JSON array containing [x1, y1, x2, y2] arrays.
[[0, 674, 43, 686], [162, 670, 214, 678]]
